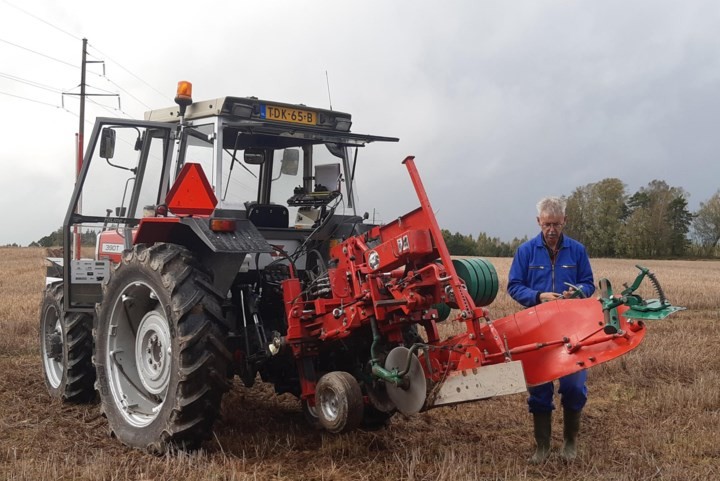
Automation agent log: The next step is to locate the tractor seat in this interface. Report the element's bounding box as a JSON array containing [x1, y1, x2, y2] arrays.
[[247, 203, 289, 228]]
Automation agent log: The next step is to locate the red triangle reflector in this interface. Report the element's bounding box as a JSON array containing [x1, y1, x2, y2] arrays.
[[166, 163, 218, 215]]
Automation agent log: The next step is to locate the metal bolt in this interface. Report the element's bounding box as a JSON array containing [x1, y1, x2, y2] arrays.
[[469, 334, 475, 340]]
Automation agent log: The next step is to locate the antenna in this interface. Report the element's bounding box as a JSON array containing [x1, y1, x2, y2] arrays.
[[325, 70, 333, 111]]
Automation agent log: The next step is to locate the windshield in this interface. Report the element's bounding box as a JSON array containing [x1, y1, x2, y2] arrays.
[[174, 121, 359, 226]]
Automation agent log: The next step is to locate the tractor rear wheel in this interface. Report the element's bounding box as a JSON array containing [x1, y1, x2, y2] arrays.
[[39, 283, 95, 402], [94, 244, 231, 453], [315, 371, 363, 434]]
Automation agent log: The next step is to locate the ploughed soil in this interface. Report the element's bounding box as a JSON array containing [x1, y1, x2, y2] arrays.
[[1, 249, 718, 480]]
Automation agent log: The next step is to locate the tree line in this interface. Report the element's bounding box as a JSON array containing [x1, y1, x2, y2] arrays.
[[26, 181, 720, 259], [29, 228, 97, 248], [443, 180, 720, 259]]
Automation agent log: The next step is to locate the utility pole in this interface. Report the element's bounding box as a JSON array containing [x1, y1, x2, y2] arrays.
[[64, 38, 118, 260], [74, 38, 87, 260]]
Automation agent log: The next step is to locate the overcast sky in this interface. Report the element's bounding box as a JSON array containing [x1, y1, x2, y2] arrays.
[[1, 0, 719, 246]]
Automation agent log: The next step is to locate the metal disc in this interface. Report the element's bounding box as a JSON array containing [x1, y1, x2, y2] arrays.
[[384, 346, 427, 415]]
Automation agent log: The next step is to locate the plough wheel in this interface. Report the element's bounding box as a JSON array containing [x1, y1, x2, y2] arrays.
[[315, 371, 364, 434]]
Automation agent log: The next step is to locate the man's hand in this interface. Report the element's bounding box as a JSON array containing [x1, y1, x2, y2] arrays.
[[539, 292, 563, 302], [562, 288, 576, 299]]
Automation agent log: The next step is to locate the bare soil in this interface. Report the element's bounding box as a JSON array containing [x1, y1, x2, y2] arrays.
[[1, 248, 718, 480]]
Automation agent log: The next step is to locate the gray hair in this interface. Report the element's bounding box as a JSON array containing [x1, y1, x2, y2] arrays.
[[536, 196, 566, 217]]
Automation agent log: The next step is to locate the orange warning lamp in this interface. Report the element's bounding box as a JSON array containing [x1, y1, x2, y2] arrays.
[[175, 80, 193, 116]]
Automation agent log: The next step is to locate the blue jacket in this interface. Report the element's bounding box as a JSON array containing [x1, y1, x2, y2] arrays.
[[508, 233, 595, 308]]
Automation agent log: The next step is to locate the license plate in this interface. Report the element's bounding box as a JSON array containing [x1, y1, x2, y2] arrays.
[[261, 104, 316, 125]]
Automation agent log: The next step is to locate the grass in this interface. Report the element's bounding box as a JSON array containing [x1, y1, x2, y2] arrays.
[[1, 247, 718, 480]]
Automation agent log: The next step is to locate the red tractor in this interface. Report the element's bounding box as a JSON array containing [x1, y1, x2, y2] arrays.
[[40, 82, 682, 452]]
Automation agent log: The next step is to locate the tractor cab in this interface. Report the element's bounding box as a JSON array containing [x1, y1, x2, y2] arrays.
[[61, 82, 397, 310]]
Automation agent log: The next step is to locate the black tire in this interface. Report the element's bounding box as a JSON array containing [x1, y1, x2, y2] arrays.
[[94, 244, 232, 453], [315, 371, 364, 434], [39, 282, 95, 403]]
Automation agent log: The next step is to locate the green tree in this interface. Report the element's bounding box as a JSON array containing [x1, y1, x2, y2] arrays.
[[692, 190, 720, 257], [441, 230, 478, 256], [667, 196, 693, 256], [565, 178, 627, 257], [35, 227, 98, 248], [618, 181, 691, 258]]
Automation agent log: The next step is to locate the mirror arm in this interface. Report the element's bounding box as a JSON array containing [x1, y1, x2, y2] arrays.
[[105, 158, 137, 174]]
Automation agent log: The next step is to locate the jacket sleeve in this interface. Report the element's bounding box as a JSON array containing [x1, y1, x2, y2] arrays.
[[507, 248, 539, 308], [575, 246, 595, 298]]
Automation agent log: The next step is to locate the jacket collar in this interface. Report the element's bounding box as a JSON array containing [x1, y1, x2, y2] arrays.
[[533, 232, 565, 249]]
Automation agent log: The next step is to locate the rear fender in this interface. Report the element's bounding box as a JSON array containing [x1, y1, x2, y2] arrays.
[[132, 216, 274, 294]]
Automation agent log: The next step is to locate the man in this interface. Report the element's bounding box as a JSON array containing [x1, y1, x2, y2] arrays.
[[508, 196, 595, 463]]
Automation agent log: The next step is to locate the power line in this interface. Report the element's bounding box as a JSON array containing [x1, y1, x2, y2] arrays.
[[0, 37, 79, 69], [0, 89, 61, 108], [1, 0, 81, 41], [0, 71, 63, 93], [86, 96, 132, 119], [88, 44, 173, 104], [100, 75, 153, 110], [1, 2, 170, 110]]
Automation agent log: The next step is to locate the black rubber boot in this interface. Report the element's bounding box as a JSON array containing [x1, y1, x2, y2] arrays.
[[529, 412, 552, 464], [562, 409, 581, 462]]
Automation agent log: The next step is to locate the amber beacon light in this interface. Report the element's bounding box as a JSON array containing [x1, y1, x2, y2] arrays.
[[175, 80, 193, 116]]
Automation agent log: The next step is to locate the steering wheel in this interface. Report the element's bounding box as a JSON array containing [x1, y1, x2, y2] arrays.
[[564, 282, 586, 299]]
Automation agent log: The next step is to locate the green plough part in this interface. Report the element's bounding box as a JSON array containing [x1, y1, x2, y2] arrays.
[[598, 265, 685, 333]]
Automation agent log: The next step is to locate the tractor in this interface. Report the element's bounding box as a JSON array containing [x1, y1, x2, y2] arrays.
[[40, 81, 683, 452]]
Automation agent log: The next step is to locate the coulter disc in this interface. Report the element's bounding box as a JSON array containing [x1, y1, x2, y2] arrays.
[[384, 346, 427, 415]]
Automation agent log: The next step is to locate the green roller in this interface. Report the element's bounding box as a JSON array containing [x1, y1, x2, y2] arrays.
[[451, 259, 480, 301], [451, 258, 499, 307], [470, 257, 499, 306]]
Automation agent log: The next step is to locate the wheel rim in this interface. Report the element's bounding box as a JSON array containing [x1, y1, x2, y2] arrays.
[[135, 310, 171, 395], [41, 304, 63, 389], [318, 385, 340, 422], [106, 281, 170, 427]]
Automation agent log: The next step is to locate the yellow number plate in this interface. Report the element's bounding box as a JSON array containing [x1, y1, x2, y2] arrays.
[[262, 105, 317, 125]]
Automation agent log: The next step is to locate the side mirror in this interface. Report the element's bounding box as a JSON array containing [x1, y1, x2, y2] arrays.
[[280, 149, 300, 176], [100, 128, 116, 159], [325, 142, 345, 159], [244, 148, 266, 165]]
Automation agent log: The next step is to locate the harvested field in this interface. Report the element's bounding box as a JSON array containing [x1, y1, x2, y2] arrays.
[[1, 247, 718, 480]]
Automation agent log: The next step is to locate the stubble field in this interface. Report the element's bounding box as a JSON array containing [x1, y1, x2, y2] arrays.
[[0, 247, 718, 480]]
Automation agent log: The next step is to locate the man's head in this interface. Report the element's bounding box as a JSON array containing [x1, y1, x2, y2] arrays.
[[536, 196, 567, 247]]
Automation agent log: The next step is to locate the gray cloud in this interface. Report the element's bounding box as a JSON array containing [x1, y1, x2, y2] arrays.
[[1, 0, 718, 245]]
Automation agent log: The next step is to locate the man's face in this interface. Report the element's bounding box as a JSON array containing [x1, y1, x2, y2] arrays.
[[537, 213, 566, 244]]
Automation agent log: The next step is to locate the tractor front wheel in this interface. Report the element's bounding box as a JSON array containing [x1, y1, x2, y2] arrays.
[[315, 371, 363, 434], [39, 282, 95, 402], [95, 244, 231, 452]]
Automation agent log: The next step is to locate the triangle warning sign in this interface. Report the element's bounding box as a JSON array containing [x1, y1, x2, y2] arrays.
[[166, 163, 218, 216]]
